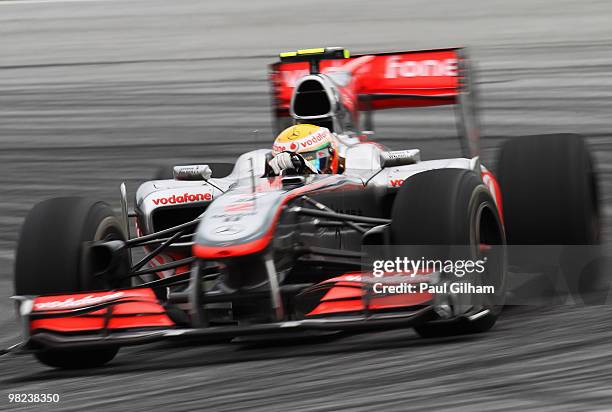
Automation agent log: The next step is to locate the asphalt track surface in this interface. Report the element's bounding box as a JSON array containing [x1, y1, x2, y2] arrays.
[[2, 0, 612, 410]]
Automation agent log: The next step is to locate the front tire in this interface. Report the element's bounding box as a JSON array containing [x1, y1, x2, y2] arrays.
[[35, 347, 119, 370], [390, 169, 506, 337], [14, 197, 128, 368]]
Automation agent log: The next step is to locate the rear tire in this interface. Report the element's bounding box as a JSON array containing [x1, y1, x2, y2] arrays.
[[497, 133, 601, 301], [14, 197, 128, 368], [497, 133, 599, 245], [390, 169, 506, 337]]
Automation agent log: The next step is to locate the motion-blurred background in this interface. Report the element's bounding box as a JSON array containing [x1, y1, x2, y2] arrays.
[[1, 0, 611, 410]]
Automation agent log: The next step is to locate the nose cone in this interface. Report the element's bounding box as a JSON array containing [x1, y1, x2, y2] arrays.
[[193, 174, 339, 260], [193, 188, 284, 259]]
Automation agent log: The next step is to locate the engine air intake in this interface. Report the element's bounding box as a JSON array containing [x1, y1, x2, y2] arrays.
[[292, 79, 332, 117]]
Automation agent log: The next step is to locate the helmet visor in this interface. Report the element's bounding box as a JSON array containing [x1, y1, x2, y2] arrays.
[[301, 145, 332, 172]]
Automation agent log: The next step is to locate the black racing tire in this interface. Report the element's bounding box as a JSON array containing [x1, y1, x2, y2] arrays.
[[390, 169, 506, 337], [15, 197, 128, 294], [497, 133, 600, 246], [153, 162, 234, 180], [35, 347, 119, 370], [14, 197, 128, 368], [497, 133, 601, 301]]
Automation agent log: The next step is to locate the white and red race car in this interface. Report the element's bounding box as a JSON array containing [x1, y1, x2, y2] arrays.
[[6, 47, 599, 369]]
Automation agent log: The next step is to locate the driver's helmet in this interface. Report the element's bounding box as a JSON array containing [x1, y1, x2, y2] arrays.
[[272, 124, 339, 173]]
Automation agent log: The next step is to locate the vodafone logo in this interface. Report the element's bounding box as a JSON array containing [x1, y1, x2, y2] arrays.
[[299, 130, 329, 149], [35, 292, 125, 311], [273, 142, 298, 153], [153, 192, 212, 206], [274, 130, 330, 153], [272, 144, 287, 153], [385, 56, 458, 79]]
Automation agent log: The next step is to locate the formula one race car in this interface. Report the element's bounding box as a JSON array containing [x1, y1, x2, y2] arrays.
[[6, 47, 599, 369]]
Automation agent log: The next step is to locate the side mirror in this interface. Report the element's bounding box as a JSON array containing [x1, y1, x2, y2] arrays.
[[173, 165, 213, 180], [380, 150, 421, 168]]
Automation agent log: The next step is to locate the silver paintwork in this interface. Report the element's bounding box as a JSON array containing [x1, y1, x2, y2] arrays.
[[290, 74, 339, 121], [135, 140, 482, 240], [290, 74, 356, 132]]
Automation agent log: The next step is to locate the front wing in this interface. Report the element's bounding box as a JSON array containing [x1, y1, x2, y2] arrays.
[[6, 273, 488, 354]]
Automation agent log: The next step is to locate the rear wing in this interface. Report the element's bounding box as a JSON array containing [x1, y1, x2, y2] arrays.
[[269, 47, 480, 157]]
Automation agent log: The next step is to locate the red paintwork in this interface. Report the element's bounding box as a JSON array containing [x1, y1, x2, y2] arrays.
[[305, 272, 434, 316], [481, 168, 504, 223], [30, 314, 173, 333], [270, 48, 461, 122], [306, 291, 433, 316], [193, 235, 272, 259], [30, 288, 174, 333], [320, 286, 362, 301]]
